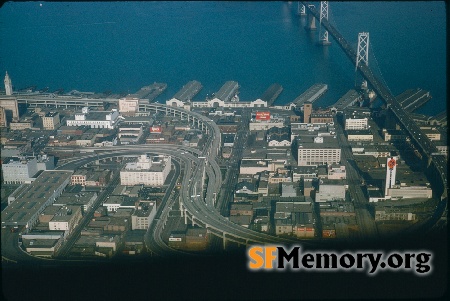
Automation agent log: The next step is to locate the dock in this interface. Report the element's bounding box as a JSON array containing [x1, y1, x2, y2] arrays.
[[172, 80, 203, 102], [396, 88, 432, 113], [431, 110, 447, 126], [129, 83, 167, 102], [260, 83, 283, 106], [332, 89, 362, 112], [213, 81, 239, 102], [292, 83, 327, 107]]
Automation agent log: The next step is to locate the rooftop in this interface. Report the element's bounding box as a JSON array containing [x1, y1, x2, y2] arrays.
[[1, 170, 73, 226]]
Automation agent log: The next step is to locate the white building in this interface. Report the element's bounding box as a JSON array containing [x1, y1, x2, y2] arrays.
[[66, 109, 119, 129], [48, 205, 83, 237], [119, 97, 140, 113], [103, 196, 123, 212], [344, 115, 369, 130], [131, 201, 157, 230], [239, 159, 272, 175], [120, 154, 171, 186], [2, 156, 38, 184], [297, 136, 341, 166], [316, 180, 346, 202]]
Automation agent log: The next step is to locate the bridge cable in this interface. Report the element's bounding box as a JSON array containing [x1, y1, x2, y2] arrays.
[[369, 43, 394, 96]]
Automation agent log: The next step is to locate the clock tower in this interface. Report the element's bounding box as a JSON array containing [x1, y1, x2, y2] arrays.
[[4, 71, 13, 96]]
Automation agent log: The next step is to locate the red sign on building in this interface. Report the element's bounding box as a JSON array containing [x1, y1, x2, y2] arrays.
[[387, 158, 396, 169], [255, 111, 271, 121], [150, 126, 162, 133]]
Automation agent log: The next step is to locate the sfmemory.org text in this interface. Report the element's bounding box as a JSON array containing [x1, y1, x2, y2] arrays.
[[247, 246, 432, 275]]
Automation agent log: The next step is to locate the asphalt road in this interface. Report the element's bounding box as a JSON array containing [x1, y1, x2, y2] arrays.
[[335, 114, 379, 239]]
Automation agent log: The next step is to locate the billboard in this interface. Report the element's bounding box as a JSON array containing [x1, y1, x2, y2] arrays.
[[150, 126, 162, 133], [255, 111, 271, 121]]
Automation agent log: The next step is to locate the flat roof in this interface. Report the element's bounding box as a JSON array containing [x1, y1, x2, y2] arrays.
[[1, 170, 73, 226], [44, 112, 59, 117], [293, 83, 327, 106], [333, 89, 361, 110], [297, 136, 340, 148], [172, 80, 203, 102], [346, 130, 373, 135], [134, 203, 155, 217], [214, 81, 239, 102], [104, 195, 123, 205], [50, 206, 81, 222], [54, 192, 97, 206]]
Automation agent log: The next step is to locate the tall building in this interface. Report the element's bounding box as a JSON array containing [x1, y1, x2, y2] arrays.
[[297, 136, 341, 166], [303, 101, 312, 123], [384, 156, 398, 196], [4, 71, 13, 96]]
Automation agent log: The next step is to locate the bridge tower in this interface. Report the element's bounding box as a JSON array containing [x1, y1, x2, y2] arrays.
[[318, 1, 331, 45], [306, 5, 317, 30], [355, 32, 370, 71], [298, 2, 306, 16]]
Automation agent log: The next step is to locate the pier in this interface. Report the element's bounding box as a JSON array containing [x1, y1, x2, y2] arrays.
[[260, 83, 283, 106], [172, 80, 203, 103], [292, 83, 327, 107], [396, 88, 432, 113], [213, 81, 239, 102], [128, 82, 167, 102], [332, 89, 362, 112]]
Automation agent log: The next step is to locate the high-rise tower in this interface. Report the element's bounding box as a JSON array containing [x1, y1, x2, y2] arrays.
[[4, 71, 13, 96]]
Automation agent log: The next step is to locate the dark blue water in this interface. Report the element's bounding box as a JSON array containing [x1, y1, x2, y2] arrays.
[[0, 2, 446, 115]]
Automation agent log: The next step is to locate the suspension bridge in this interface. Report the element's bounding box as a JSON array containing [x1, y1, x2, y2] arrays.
[[298, 1, 447, 206]]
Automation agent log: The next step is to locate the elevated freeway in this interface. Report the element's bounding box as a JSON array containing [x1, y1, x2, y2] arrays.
[[303, 2, 447, 201], [53, 101, 305, 249]]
